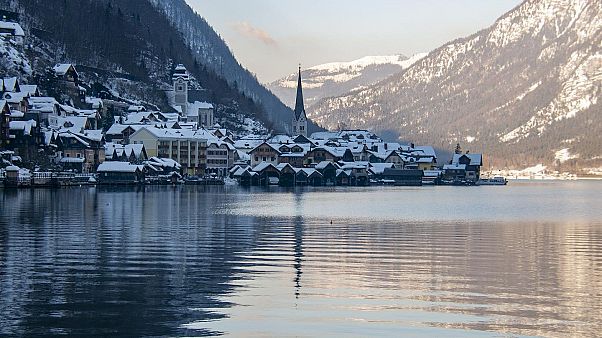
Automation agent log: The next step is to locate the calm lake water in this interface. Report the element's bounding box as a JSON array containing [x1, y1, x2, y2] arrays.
[[1, 181, 601, 337]]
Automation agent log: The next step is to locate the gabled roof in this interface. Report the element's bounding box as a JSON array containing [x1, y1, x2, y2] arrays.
[[9, 120, 37, 135], [275, 163, 295, 172], [53, 64, 77, 76], [147, 157, 181, 169], [3, 91, 28, 103], [452, 153, 482, 166], [106, 123, 144, 135], [248, 142, 281, 155], [368, 162, 395, 175], [315, 161, 338, 170], [2, 77, 19, 92], [252, 162, 277, 173]]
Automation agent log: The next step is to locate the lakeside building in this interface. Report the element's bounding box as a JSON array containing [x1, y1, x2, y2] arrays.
[[129, 127, 209, 176]]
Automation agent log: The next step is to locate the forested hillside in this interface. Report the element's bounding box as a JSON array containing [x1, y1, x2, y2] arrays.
[[1, 0, 302, 133]]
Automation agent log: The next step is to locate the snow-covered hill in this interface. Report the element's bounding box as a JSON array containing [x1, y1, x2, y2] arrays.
[[268, 53, 426, 109], [308, 0, 601, 173]]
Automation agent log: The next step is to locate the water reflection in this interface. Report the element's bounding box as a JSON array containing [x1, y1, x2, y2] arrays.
[[1, 183, 601, 337]]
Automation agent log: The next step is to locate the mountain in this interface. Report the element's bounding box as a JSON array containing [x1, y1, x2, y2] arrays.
[[2, 0, 303, 134], [308, 0, 601, 174], [268, 53, 426, 109], [148, 0, 323, 134]]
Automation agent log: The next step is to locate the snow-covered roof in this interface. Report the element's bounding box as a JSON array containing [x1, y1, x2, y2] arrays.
[[58, 131, 90, 147], [125, 144, 145, 158], [85, 97, 103, 109], [368, 162, 395, 174], [106, 123, 144, 135], [189, 101, 213, 111], [452, 153, 482, 166], [233, 138, 264, 149], [413, 146, 437, 158], [53, 64, 76, 76], [133, 126, 213, 142], [52, 116, 88, 133], [315, 161, 337, 170], [2, 77, 18, 92], [0, 99, 7, 111], [3, 91, 28, 103], [28, 96, 57, 104], [0, 21, 24, 36], [252, 162, 277, 172], [128, 105, 145, 112], [249, 142, 281, 154], [9, 120, 36, 135], [147, 157, 181, 169], [268, 134, 294, 144], [208, 140, 236, 150], [19, 85, 38, 96], [309, 131, 339, 140], [9, 110, 24, 118], [83, 129, 103, 142], [97, 161, 142, 173]]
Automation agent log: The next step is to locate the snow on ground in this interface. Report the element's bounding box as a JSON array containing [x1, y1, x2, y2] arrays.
[[0, 36, 32, 76], [309, 53, 428, 73], [554, 148, 579, 163]]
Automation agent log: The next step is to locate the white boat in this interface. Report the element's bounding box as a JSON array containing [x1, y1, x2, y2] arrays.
[[476, 176, 508, 186]]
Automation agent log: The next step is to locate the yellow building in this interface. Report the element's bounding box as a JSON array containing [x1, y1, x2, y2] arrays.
[[130, 127, 208, 175]]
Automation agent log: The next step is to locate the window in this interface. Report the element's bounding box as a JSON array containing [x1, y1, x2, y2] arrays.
[[262, 157, 267, 161], [255, 157, 259, 162], [177, 86, 183, 91]]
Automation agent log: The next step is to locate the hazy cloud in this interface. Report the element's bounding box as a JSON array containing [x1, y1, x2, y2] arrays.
[[232, 21, 277, 46]]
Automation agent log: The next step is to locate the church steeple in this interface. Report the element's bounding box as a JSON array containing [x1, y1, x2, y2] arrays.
[[292, 65, 308, 137], [294, 65, 306, 121]]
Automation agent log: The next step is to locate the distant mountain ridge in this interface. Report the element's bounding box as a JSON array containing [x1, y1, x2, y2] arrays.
[[308, 0, 601, 173], [268, 53, 426, 109]]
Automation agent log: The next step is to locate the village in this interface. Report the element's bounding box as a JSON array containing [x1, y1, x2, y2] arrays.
[[0, 16, 487, 189]]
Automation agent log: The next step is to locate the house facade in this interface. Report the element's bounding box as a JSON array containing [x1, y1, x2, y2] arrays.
[[129, 127, 208, 175]]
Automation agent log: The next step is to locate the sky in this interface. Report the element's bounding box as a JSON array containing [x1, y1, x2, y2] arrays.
[[186, 0, 523, 83]]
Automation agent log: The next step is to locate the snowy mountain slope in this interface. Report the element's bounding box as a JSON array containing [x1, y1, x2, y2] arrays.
[[268, 53, 426, 109], [0, 36, 31, 77], [308, 0, 601, 173]]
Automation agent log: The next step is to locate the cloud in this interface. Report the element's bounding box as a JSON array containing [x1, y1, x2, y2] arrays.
[[232, 21, 277, 46]]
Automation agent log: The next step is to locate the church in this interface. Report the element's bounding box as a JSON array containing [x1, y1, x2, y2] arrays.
[[291, 66, 308, 137], [169, 64, 215, 127]]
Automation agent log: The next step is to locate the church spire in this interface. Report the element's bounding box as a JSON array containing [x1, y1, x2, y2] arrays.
[[294, 65, 306, 121]]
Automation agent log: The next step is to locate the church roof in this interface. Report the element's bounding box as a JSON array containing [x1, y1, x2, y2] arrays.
[[294, 66, 306, 121]]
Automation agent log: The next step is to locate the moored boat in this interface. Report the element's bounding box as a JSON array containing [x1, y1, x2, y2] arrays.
[[476, 176, 508, 185]]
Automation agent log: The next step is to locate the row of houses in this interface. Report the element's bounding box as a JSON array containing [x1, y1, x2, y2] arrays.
[[2, 59, 483, 185]]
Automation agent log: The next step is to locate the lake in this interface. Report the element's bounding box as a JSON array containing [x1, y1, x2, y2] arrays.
[[1, 181, 601, 337]]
